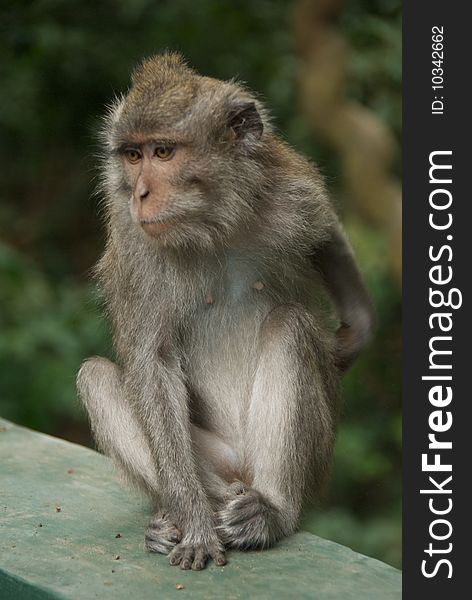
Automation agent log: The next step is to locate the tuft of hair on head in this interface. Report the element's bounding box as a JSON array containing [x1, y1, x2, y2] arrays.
[[130, 51, 194, 92]]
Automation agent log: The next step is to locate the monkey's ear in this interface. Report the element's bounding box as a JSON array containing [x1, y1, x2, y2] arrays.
[[227, 102, 263, 141]]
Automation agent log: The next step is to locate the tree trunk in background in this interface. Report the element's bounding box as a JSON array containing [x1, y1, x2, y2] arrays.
[[293, 0, 402, 284]]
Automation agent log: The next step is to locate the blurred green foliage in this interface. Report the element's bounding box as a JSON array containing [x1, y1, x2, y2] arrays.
[[0, 242, 110, 431], [0, 0, 401, 568]]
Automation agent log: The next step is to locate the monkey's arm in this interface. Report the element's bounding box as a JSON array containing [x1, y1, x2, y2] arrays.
[[313, 222, 376, 373], [124, 353, 225, 566]]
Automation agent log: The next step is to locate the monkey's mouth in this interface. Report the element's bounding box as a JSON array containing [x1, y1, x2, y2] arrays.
[[140, 218, 178, 236]]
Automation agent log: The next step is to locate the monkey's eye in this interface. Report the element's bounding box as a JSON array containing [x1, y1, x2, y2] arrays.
[[124, 149, 142, 164], [155, 144, 175, 161]]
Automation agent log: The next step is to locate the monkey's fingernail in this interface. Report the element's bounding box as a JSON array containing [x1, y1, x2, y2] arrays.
[[253, 281, 264, 291], [205, 293, 214, 305]]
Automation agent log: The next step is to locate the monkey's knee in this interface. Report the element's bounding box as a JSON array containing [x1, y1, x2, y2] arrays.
[[77, 357, 121, 409], [261, 303, 329, 353], [77, 356, 119, 392], [262, 302, 312, 330]]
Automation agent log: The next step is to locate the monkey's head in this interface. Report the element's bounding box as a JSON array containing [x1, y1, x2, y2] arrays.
[[102, 52, 272, 251]]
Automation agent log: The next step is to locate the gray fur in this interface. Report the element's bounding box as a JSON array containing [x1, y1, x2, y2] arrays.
[[77, 52, 374, 570]]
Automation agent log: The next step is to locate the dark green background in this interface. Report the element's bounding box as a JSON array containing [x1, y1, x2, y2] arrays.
[[0, 0, 401, 568]]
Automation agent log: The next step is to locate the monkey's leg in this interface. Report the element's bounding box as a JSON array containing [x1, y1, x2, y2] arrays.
[[77, 357, 182, 554], [78, 357, 227, 569], [218, 304, 338, 549]]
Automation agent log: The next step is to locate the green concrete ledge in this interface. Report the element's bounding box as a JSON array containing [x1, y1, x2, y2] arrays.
[[0, 418, 401, 599]]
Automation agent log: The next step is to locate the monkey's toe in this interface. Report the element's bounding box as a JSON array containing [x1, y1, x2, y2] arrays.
[[217, 487, 287, 550], [169, 537, 226, 570], [145, 512, 182, 554]]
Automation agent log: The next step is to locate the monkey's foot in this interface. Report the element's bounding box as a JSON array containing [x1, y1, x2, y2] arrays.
[[169, 535, 226, 571], [145, 512, 182, 554], [217, 484, 287, 550]]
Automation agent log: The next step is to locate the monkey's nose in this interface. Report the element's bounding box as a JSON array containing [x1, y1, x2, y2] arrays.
[[135, 179, 150, 201]]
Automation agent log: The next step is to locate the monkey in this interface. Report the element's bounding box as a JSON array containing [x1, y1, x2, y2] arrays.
[[77, 52, 375, 571]]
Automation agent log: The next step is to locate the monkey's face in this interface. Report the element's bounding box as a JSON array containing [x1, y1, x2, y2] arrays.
[[104, 54, 268, 252], [119, 138, 194, 238], [113, 130, 259, 251]]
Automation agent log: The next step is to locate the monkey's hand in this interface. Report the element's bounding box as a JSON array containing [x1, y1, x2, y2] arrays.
[[216, 482, 287, 549], [168, 529, 226, 571]]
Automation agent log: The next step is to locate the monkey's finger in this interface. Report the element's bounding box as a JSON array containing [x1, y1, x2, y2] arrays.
[[179, 546, 195, 570], [191, 547, 208, 571], [225, 480, 247, 498], [169, 531, 181, 543], [147, 515, 182, 544], [145, 535, 175, 555]]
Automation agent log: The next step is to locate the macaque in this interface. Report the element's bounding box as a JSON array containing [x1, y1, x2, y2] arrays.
[[77, 52, 375, 571]]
